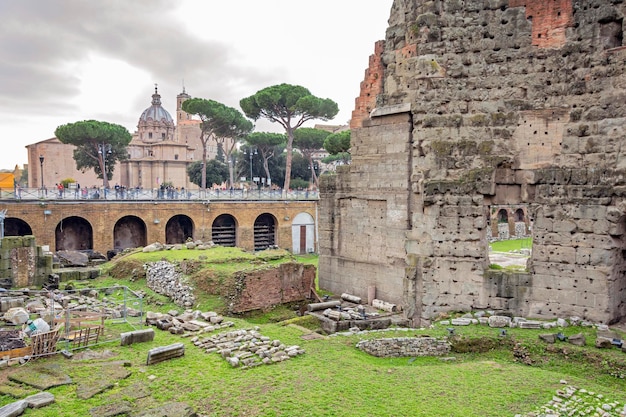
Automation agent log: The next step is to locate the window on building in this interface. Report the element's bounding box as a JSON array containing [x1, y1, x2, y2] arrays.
[[148, 133, 153, 139]]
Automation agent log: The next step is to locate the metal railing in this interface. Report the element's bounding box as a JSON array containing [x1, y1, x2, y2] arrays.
[[0, 187, 319, 201]]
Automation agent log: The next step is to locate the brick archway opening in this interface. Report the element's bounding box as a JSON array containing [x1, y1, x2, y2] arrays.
[[254, 213, 277, 251], [4, 218, 33, 236], [55, 216, 93, 250], [114, 216, 147, 250], [211, 214, 237, 247], [165, 215, 194, 244]]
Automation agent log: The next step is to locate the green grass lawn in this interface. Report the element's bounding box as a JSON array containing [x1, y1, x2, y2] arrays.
[[490, 237, 532, 253], [4, 246, 626, 417]]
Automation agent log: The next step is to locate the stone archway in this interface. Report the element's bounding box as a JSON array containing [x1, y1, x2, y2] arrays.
[[211, 214, 237, 247], [4, 218, 33, 236], [497, 209, 510, 240], [113, 216, 147, 250], [165, 215, 194, 244], [254, 213, 277, 251], [55, 216, 93, 250], [291, 212, 315, 254]]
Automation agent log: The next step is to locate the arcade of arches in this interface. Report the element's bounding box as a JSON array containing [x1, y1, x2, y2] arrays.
[[0, 200, 318, 255]]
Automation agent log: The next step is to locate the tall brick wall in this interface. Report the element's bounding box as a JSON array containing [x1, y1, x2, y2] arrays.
[[320, 0, 626, 325], [351, 41, 386, 129]]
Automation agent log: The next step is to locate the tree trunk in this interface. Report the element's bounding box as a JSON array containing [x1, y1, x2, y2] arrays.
[[201, 137, 207, 191], [283, 127, 294, 193], [227, 152, 235, 188], [262, 152, 271, 187]]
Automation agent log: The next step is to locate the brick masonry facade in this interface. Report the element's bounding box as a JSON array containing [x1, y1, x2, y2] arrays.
[[1, 200, 317, 254], [320, 0, 626, 326]]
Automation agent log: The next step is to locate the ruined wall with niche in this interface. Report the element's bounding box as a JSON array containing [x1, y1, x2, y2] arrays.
[[320, 0, 626, 325]]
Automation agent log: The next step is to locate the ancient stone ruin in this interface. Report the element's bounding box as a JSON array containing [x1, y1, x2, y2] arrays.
[[320, 0, 626, 326]]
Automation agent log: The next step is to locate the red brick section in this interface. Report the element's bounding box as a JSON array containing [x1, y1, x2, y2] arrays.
[[230, 263, 316, 313], [350, 40, 385, 129], [510, 0, 574, 48]]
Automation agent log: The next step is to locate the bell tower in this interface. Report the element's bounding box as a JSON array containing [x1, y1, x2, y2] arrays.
[[176, 84, 192, 124]]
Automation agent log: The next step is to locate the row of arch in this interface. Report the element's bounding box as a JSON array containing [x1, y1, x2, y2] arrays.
[[4, 212, 315, 253]]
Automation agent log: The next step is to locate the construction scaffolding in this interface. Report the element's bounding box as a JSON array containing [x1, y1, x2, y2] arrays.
[[0, 286, 145, 360]]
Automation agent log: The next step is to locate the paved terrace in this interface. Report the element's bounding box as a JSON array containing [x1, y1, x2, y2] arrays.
[[2, 187, 319, 201]]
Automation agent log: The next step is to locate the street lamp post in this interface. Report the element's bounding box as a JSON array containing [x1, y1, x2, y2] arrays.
[[246, 147, 257, 189], [310, 162, 318, 182], [38, 155, 44, 196]]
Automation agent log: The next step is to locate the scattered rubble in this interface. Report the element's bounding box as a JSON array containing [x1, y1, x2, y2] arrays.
[[515, 385, 626, 417], [142, 240, 215, 253], [144, 261, 195, 307], [190, 327, 305, 368], [145, 310, 235, 336]]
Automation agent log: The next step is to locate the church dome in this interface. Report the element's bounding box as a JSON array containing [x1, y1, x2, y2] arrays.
[[139, 85, 173, 123]]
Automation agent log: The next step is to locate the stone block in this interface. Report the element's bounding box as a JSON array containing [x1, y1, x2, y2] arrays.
[[488, 316, 511, 328], [568, 333, 586, 347], [25, 392, 55, 408], [120, 329, 155, 346], [0, 400, 27, 417], [518, 321, 543, 329], [146, 343, 185, 365]]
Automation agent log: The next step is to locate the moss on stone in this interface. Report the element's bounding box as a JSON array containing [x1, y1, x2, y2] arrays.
[[478, 140, 494, 155], [422, 114, 463, 128], [430, 140, 454, 156], [462, 167, 494, 184], [415, 13, 438, 28], [466, 114, 489, 126], [490, 112, 517, 126]]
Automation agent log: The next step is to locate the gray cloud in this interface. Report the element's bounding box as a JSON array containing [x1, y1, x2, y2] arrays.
[[0, 0, 393, 168], [0, 0, 276, 116]]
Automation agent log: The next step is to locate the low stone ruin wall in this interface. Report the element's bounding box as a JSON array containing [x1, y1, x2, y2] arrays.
[[356, 336, 451, 358], [0, 236, 52, 288]]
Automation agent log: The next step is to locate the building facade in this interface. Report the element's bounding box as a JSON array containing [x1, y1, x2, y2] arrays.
[[27, 86, 234, 191]]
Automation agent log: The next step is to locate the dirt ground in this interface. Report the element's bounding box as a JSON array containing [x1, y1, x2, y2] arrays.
[[488, 252, 529, 268]]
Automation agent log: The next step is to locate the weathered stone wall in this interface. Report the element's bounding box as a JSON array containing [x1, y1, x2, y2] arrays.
[[356, 336, 451, 357], [320, 0, 626, 325], [0, 236, 52, 287], [319, 111, 412, 304]]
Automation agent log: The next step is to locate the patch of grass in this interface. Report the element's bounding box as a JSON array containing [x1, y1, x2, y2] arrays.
[[490, 238, 533, 253], [12, 250, 626, 417]]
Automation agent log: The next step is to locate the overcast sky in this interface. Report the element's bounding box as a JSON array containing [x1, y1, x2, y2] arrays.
[[0, 0, 393, 170]]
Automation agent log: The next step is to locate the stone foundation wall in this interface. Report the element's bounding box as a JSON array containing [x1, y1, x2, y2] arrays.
[[356, 337, 451, 358], [0, 236, 51, 288], [320, 0, 626, 326], [319, 112, 413, 305]]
